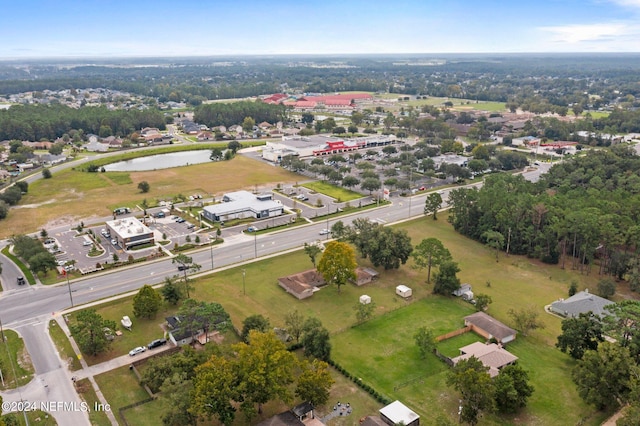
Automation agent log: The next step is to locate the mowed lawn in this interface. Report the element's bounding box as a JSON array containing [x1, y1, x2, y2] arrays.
[[2, 155, 301, 238], [58, 208, 618, 424]]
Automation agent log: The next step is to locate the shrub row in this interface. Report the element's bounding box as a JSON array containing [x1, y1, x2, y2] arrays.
[[327, 359, 392, 406]]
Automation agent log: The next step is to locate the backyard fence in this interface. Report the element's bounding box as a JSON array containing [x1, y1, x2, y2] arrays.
[[435, 325, 471, 342]]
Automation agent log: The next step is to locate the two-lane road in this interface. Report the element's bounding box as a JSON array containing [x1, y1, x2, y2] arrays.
[[0, 165, 549, 328]]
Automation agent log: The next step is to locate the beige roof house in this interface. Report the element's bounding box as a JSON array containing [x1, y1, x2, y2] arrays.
[[452, 342, 518, 377]]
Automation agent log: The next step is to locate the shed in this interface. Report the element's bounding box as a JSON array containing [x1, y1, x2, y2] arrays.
[[396, 285, 412, 298], [379, 400, 419, 426], [360, 295, 372, 305], [453, 283, 472, 297]]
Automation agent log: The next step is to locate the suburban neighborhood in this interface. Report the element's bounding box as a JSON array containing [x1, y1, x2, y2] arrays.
[[1, 22, 640, 425]]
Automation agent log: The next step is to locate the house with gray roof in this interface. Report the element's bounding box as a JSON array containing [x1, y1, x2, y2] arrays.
[[549, 289, 614, 318], [201, 190, 283, 223]]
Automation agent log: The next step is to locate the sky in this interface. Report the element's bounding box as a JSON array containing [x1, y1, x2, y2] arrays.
[[3, 0, 640, 59]]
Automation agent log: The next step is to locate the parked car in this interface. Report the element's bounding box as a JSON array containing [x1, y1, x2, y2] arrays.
[[176, 218, 186, 223], [111, 239, 117, 245], [186, 223, 195, 229], [147, 339, 167, 349], [128, 346, 147, 356], [155, 212, 165, 218], [83, 240, 92, 246], [17, 276, 25, 285]]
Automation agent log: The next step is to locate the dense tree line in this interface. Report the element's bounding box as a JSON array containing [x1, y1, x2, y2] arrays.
[[0, 104, 166, 141], [448, 146, 640, 288], [194, 101, 289, 128]]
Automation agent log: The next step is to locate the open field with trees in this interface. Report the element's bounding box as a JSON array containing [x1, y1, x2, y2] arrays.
[[68, 210, 620, 424]]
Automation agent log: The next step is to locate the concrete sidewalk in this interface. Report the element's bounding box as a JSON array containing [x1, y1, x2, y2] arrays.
[[55, 314, 119, 426]]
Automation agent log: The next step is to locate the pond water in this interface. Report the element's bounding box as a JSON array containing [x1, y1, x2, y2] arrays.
[[103, 150, 212, 172]]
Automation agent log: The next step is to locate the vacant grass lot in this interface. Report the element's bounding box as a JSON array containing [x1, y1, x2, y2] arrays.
[[74, 378, 112, 426], [2, 155, 301, 238], [302, 181, 363, 202], [94, 366, 150, 424], [0, 330, 35, 390]]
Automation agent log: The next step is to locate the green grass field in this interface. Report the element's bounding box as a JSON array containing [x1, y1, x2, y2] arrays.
[[1, 410, 57, 426], [301, 181, 363, 202], [74, 378, 112, 426], [48, 320, 82, 371], [69, 212, 617, 425], [94, 366, 150, 424], [0, 330, 35, 390]]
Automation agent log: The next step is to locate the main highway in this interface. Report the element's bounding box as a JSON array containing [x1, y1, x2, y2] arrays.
[[0, 164, 551, 328]]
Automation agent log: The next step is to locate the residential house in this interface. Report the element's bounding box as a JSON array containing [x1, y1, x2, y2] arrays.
[[196, 131, 213, 141], [103, 136, 123, 147], [464, 312, 517, 344], [278, 269, 326, 300], [549, 289, 614, 318], [352, 266, 379, 286], [452, 342, 518, 377], [256, 402, 317, 426]]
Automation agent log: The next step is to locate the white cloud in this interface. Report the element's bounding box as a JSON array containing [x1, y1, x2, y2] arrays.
[[540, 22, 629, 44], [609, 0, 640, 8]]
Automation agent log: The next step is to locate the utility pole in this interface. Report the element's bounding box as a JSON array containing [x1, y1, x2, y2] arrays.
[[65, 269, 74, 307], [506, 227, 512, 257], [210, 240, 214, 270], [326, 204, 330, 239]]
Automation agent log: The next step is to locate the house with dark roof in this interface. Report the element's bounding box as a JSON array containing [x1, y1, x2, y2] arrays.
[[352, 267, 379, 286], [165, 313, 227, 346], [464, 312, 517, 344], [452, 342, 518, 377], [256, 402, 316, 426], [549, 289, 614, 318]]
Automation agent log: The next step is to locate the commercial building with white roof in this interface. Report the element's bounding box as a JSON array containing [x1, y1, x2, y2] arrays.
[[105, 217, 154, 250], [201, 190, 283, 223]]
